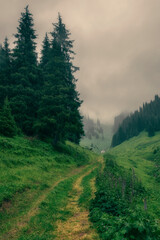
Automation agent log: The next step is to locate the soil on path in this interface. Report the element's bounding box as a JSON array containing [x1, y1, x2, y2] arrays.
[[55, 167, 100, 240], [0, 165, 86, 240]]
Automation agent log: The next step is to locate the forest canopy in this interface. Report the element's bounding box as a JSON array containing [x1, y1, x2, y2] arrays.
[[111, 95, 160, 147], [0, 6, 84, 145]]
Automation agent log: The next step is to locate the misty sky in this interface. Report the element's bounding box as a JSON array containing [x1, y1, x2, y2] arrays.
[[1, 0, 160, 123]]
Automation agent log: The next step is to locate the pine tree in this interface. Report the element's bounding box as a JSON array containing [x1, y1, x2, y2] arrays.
[[53, 14, 83, 143], [36, 14, 83, 144], [13, 5, 37, 70], [111, 95, 160, 147], [0, 38, 12, 106], [0, 97, 17, 137], [10, 6, 42, 135], [0, 38, 11, 83], [0, 39, 9, 77], [40, 33, 50, 70]]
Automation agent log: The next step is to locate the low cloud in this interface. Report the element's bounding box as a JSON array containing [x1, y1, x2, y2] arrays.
[[1, 0, 160, 123]]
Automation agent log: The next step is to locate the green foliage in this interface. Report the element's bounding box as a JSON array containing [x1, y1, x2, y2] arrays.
[[0, 38, 12, 93], [112, 95, 160, 147], [79, 168, 98, 209], [13, 5, 37, 69], [90, 208, 160, 240], [109, 131, 160, 189], [0, 98, 17, 137], [18, 177, 75, 239], [151, 146, 160, 182], [0, 135, 95, 237], [0, 135, 92, 207], [89, 153, 160, 239], [0, 7, 84, 143], [0, 133, 98, 238], [36, 13, 83, 144], [40, 33, 50, 70]]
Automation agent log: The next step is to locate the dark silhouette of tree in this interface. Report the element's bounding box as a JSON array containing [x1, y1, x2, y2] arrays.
[[35, 14, 83, 145], [112, 95, 160, 147], [0, 38, 12, 105], [0, 8, 84, 146], [10, 6, 42, 135], [40, 33, 50, 70]]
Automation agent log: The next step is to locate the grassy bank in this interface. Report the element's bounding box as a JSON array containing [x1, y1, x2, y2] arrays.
[[0, 135, 96, 238], [90, 132, 160, 239], [109, 131, 160, 218]]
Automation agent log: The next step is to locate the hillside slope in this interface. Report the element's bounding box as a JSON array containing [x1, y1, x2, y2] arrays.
[[109, 132, 160, 235], [112, 95, 160, 147], [89, 132, 160, 239], [0, 135, 99, 239], [109, 131, 160, 218], [110, 131, 160, 190]]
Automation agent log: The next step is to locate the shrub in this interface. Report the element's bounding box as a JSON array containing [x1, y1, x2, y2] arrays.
[[0, 98, 17, 137], [89, 154, 160, 239]]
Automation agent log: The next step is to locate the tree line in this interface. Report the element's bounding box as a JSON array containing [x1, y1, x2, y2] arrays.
[[83, 116, 104, 140], [0, 6, 83, 145], [112, 95, 160, 147], [112, 112, 128, 134]]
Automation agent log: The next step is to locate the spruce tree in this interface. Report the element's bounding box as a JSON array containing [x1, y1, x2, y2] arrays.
[[0, 38, 12, 106], [40, 33, 50, 70], [3, 38, 11, 75], [0, 97, 17, 137], [0, 38, 12, 84], [53, 14, 84, 144], [111, 95, 160, 147], [36, 14, 83, 144], [13, 5, 37, 70], [11, 6, 42, 135]]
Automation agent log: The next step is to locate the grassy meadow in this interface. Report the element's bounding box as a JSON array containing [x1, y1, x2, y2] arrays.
[[0, 135, 98, 239], [109, 131, 160, 218], [1, 131, 160, 239], [89, 131, 160, 239]]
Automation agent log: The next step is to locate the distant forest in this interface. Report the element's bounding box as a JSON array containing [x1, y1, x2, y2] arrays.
[[112, 112, 129, 134], [83, 116, 104, 140], [81, 116, 113, 152], [112, 95, 160, 147], [0, 6, 83, 145]]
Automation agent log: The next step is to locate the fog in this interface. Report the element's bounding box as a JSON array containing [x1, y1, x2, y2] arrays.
[[1, 0, 160, 123]]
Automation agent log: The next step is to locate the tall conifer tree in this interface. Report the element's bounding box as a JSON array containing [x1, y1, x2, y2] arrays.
[[11, 6, 41, 135], [36, 14, 83, 144], [40, 33, 50, 70], [3, 38, 11, 83], [13, 6, 37, 70], [0, 38, 11, 84], [0, 38, 12, 105]]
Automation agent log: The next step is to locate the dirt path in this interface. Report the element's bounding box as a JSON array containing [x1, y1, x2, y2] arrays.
[[55, 167, 100, 240], [0, 165, 87, 240]]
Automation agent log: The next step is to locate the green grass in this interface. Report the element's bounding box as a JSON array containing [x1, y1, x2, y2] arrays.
[[89, 133, 160, 239], [78, 167, 99, 209], [17, 164, 97, 240], [0, 135, 96, 238], [108, 131, 160, 219], [17, 176, 76, 240]]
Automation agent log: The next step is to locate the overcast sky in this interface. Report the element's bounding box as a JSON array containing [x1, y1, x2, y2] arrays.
[[1, 0, 160, 123]]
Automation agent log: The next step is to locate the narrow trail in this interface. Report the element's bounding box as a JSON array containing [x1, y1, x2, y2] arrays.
[[1, 158, 103, 240], [55, 167, 100, 240], [0, 165, 86, 240]]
